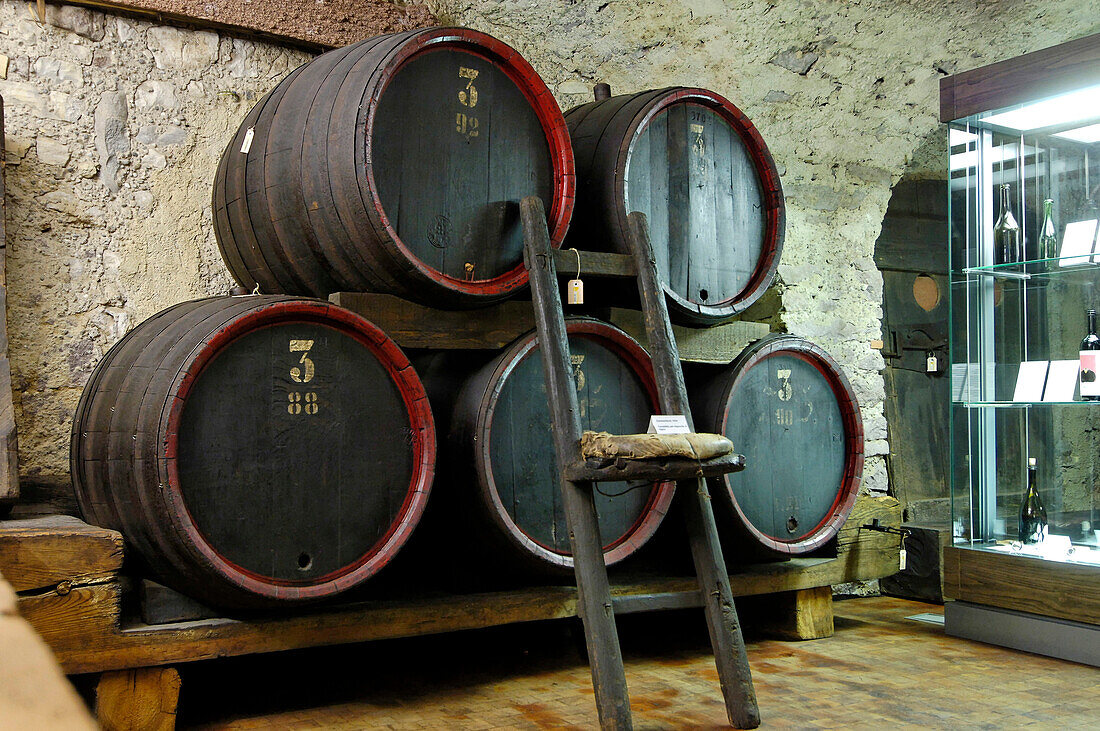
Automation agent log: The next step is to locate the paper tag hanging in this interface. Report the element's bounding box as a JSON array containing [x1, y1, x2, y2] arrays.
[[240, 127, 255, 154], [899, 547, 908, 571], [566, 248, 583, 305], [567, 278, 584, 304], [926, 352, 938, 373]]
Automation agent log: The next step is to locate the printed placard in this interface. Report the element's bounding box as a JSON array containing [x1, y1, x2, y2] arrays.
[[1043, 360, 1079, 402], [1012, 361, 1049, 402], [647, 415, 690, 435], [1059, 219, 1098, 266]]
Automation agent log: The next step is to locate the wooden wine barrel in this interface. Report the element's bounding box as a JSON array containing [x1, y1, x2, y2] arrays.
[[441, 319, 675, 572], [688, 335, 862, 555], [564, 87, 784, 325], [212, 27, 575, 308], [70, 296, 435, 608]]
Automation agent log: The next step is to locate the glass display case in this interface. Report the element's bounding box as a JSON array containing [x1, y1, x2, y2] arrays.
[[943, 33, 1100, 665]]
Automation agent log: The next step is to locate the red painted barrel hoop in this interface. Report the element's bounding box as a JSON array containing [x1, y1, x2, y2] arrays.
[[474, 319, 674, 568], [617, 88, 784, 318], [161, 300, 436, 601], [715, 336, 863, 554], [364, 27, 576, 298]]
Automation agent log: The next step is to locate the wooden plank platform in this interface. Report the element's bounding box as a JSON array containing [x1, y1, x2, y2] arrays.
[[330, 292, 770, 363], [5, 496, 901, 676]]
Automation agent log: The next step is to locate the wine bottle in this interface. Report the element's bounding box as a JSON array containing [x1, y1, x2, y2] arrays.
[[1038, 198, 1057, 263], [994, 184, 1022, 264], [1018, 457, 1047, 544], [1080, 309, 1100, 401]]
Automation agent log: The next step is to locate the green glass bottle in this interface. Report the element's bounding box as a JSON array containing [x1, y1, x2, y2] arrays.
[[994, 184, 1022, 264], [1038, 198, 1057, 263], [1018, 457, 1047, 544]]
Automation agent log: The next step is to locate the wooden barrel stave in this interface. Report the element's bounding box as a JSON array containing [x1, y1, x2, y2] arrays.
[[71, 296, 436, 607], [219, 66, 310, 294], [564, 87, 784, 324], [688, 335, 863, 556]]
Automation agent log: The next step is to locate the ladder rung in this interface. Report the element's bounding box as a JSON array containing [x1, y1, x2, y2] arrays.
[[564, 452, 746, 483], [551, 249, 637, 279]]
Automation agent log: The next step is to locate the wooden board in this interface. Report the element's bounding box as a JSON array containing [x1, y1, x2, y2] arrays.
[[942, 545, 1100, 627], [940, 32, 1100, 122], [15, 494, 900, 675], [331, 292, 536, 349], [610, 307, 769, 364], [0, 515, 123, 592], [0, 572, 97, 730], [0, 95, 17, 507], [330, 294, 770, 363]]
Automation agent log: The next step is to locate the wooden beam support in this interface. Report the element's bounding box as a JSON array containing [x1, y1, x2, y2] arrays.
[[521, 196, 632, 730], [742, 586, 834, 641], [626, 211, 759, 729], [96, 666, 181, 731], [330, 292, 536, 350], [14, 495, 900, 676], [0, 515, 123, 592]]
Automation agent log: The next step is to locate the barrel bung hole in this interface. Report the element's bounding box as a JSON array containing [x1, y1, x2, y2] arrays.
[[699, 289, 709, 302], [297, 553, 313, 571], [786, 516, 799, 534]]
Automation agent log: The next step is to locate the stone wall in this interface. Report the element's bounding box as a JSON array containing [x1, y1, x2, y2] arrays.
[[423, 0, 1098, 500], [1, 1, 312, 498], [1, 0, 1098, 502]]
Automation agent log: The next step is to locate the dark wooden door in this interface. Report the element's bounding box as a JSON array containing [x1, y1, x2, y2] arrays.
[[875, 178, 950, 517]]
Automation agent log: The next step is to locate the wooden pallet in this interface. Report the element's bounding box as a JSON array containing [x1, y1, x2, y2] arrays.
[[2, 497, 900, 727]]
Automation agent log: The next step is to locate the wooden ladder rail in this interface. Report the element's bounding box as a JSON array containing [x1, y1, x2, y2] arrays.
[[519, 197, 760, 730]]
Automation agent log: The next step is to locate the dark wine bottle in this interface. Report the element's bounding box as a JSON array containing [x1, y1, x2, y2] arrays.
[[1018, 457, 1047, 544], [1080, 309, 1100, 401], [994, 184, 1022, 264]]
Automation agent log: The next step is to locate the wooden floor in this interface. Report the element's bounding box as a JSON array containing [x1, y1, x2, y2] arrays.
[[146, 596, 1098, 729]]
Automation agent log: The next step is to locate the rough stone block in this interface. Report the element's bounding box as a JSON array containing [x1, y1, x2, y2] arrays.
[[134, 80, 179, 110], [35, 137, 70, 167]]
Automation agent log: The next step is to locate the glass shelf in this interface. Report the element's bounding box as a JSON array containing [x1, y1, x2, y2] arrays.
[[957, 257, 1100, 280]]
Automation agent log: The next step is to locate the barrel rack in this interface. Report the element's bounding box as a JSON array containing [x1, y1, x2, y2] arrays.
[[0, 215, 904, 727]]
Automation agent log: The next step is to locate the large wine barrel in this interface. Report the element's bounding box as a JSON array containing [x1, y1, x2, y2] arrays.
[[564, 87, 784, 325], [212, 27, 575, 308], [70, 296, 435, 608], [688, 335, 862, 555], [435, 319, 675, 572]]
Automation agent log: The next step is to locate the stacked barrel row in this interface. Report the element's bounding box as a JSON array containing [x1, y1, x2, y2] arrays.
[[70, 27, 862, 610]]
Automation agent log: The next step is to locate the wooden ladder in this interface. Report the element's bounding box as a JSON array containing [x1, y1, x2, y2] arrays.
[[519, 197, 760, 730]]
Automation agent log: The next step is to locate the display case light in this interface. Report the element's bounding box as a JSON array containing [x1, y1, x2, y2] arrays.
[[980, 84, 1100, 132], [1054, 123, 1100, 144]]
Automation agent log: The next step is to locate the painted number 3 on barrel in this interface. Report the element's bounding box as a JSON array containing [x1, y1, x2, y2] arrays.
[[775, 368, 793, 426], [288, 339, 318, 415], [455, 67, 480, 139]]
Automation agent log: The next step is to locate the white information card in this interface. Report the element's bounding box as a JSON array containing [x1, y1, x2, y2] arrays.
[[1012, 361, 1049, 402], [1043, 360, 1080, 402], [1059, 219, 1098, 266], [647, 415, 691, 434]]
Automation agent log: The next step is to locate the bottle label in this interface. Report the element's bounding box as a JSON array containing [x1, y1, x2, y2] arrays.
[[1081, 351, 1100, 397]]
